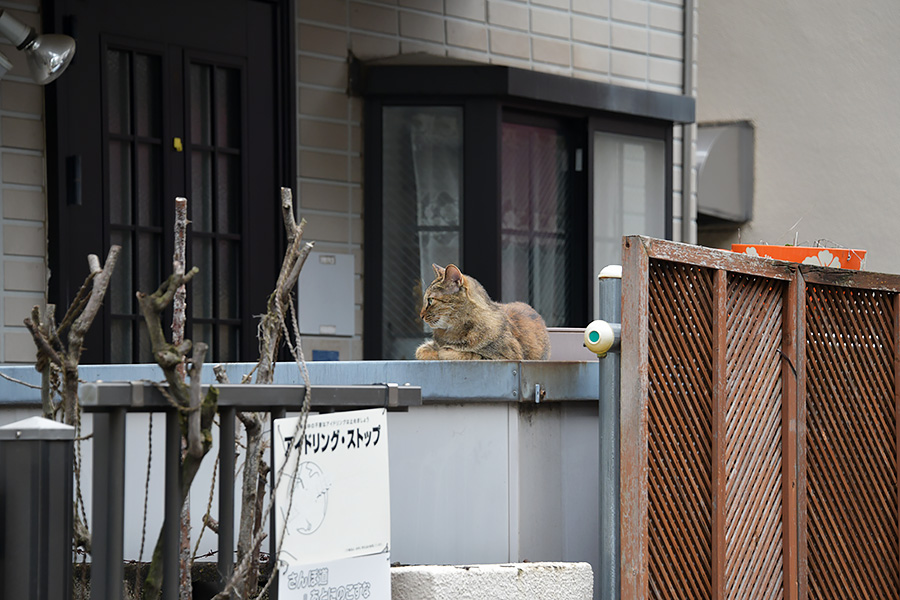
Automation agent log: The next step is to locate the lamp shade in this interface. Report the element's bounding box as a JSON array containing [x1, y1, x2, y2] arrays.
[[0, 11, 76, 85], [24, 33, 75, 84]]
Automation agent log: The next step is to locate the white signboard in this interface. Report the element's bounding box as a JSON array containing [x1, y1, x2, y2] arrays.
[[273, 408, 390, 565], [278, 550, 391, 599]]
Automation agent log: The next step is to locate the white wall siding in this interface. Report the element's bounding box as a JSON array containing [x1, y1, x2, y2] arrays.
[[0, 1, 46, 363]]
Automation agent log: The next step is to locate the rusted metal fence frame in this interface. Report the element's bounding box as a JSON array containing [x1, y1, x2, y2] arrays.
[[797, 266, 900, 599], [620, 236, 900, 600]]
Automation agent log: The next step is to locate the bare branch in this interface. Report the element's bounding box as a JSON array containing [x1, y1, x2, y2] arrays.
[[87, 253, 101, 274], [202, 514, 220, 535], [24, 317, 64, 369], [57, 272, 97, 339], [173, 198, 189, 382], [281, 187, 298, 244], [187, 342, 208, 459], [0, 371, 41, 389], [213, 364, 231, 384], [69, 246, 120, 355], [287, 241, 316, 292]]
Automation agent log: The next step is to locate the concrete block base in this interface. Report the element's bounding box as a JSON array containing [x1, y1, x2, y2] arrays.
[[391, 562, 593, 599]]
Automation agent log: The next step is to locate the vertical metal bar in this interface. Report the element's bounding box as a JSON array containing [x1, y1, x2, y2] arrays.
[[47, 440, 75, 600], [91, 412, 111, 598], [269, 408, 287, 599], [91, 408, 126, 600], [218, 406, 236, 589], [620, 236, 650, 600], [163, 409, 182, 600], [598, 266, 622, 600], [782, 272, 800, 600], [795, 273, 809, 599], [711, 270, 727, 600]]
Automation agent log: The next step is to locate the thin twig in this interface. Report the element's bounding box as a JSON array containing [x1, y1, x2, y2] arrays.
[[0, 371, 41, 389]]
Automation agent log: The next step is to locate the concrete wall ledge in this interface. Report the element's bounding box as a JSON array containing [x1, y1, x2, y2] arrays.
[[391, 562, 593, 599]]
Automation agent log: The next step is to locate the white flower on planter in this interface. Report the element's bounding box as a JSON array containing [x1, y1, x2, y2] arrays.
[[743, 247, 773, 259], [802, 249, 841, 268]]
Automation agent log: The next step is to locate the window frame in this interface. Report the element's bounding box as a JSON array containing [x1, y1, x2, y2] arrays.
[[587, 115, 675, 289], [359, 62, 692, 359]]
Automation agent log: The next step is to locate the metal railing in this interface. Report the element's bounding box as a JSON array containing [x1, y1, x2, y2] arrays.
[[80, 381, 422, 600]]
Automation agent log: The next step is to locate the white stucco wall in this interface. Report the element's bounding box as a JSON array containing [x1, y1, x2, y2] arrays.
[[697, 0, 900, 274], [391, 562, 593, 600]]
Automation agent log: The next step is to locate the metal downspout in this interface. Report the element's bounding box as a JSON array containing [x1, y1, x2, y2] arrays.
[[682, 0, 696, 245]]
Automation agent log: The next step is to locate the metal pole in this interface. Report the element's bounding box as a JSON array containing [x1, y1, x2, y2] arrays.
[[598, 266, 622, 600], [92, 407, 126, 600], [163, 409, 182, 600], [218, 406, 236, 589]]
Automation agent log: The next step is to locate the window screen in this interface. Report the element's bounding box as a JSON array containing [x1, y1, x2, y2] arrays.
[[381, 106, 463, 359]]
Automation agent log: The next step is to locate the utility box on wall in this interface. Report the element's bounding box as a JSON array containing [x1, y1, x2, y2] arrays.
[[298, 251, 355, 337]]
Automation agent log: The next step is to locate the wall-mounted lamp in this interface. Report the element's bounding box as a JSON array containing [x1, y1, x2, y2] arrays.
[[0, 10, 75, 84]]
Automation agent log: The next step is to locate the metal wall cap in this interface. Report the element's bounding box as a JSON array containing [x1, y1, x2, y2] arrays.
[[0, 416, 75, 440]]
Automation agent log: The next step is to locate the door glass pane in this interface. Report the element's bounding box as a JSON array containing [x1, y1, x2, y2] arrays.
[[192, 237, 214, 318], [217, 240, 239, 318], [195, 323, 213, 355], [106, 50, 131, 135], [136, 143, 161, 226], [111, 319, 132, 364], [134, 54, 161, 138], [191, 64, 213, 146], [217, 153, 240, 233], [500, 121, 573, 327], [104, 46, 166, 363], [138, 322, 154, 363], [592, 131, 665, 318], [109, 230, 132, 315], [109, 141, 133, 225], [218, 325, 239, 363], [215, 67, 241, 148], [189, 59, 244, 362], [381, 106, 463, 359], [192, 151, 213, 231], [137, 232, 161, 297]]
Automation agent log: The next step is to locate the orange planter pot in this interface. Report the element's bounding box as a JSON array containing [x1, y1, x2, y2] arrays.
[[731, 244, 866, 270]]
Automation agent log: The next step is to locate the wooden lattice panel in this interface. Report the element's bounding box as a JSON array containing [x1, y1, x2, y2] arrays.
[[725, 274, 785, 599], [647, 260, 713, 599], [805, 284, 899, 598]]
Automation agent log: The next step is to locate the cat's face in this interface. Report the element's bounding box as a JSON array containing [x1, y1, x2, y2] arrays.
[[420, 263, 467, 329]]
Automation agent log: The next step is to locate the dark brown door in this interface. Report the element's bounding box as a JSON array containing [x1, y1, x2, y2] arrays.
[[46, 0, 294, 363]]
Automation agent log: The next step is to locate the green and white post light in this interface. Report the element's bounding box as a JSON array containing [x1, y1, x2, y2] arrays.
[[584, 265, 622, 358]]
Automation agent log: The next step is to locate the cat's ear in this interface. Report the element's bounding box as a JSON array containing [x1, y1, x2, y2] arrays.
[[432, 263, 444, 279], [444, 264, 465, 290]]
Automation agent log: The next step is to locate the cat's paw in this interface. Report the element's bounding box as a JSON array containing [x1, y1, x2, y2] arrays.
[[415, 341, 440, 360]]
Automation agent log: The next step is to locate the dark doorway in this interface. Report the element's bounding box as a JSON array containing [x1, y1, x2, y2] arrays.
[[46, 0, 295, 363]]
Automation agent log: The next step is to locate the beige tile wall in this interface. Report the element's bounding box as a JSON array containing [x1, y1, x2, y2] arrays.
[[0, 0, 691, 363], [0, 1, 46, 363], [295, 0, 689, 359]]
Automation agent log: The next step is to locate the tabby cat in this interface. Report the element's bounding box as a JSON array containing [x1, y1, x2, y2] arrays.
[[415, 264, 551, 360]]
